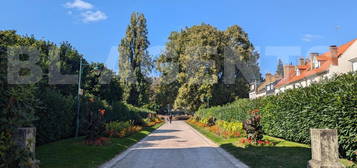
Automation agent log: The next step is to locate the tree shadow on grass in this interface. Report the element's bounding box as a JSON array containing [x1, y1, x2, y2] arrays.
[[220, 143, 311, 168]]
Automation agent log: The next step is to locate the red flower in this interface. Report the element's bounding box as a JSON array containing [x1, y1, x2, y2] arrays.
[[98, 109, 106, 116], [257, 140, 264, 144], [240, 138, 246, 143], [250, 109, 260, 114]]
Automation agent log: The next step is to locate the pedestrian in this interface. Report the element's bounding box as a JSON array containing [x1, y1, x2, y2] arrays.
[[169, 115, 173, 124]]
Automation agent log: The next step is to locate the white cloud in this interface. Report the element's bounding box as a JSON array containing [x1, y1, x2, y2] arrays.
[[301, 34, 323, 42], [65, 0, 93, 10], [81, 10, 107, 23]]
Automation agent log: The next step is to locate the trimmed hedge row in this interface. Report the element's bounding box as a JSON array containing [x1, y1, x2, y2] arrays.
[[261, 72, 356, 160], [195, 98, 259, 122], [194, 72, 357, 160]]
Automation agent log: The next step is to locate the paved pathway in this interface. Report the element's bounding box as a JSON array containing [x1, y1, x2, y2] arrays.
[[100, 121, 248, 168]]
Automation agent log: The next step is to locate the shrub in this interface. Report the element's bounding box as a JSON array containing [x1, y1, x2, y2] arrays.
[[0, 86, 39, 168], [216, 120, 245, 138], [243, 109, 263, 142], [261, 72, 357, 160], [194, 72, 356, 160], [83, 97, 106, 143], [105, 121, 142, 138], [104, 102, 156, 126], [195, 98, 258, 122], [34, 89, 75, 145]]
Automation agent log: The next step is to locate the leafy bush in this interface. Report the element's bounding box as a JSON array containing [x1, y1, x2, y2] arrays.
[[195, 72, 356, 160], [216, 120, 245, 138], [243, 109, 263, 142], [261, 72, 357, 160], [143, 117, 163, 126], [34, 89, 75, 145], [105, 121, 142, 138], [0, 86, 39, 168], [195, 98, 258, 122], [104, 102, 156, 126]]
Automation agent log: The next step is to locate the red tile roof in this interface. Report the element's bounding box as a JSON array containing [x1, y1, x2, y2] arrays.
[[275, 38, 357, 88]]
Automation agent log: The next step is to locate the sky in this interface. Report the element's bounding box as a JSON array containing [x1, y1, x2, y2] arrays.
[[1, 0, 357, 76]]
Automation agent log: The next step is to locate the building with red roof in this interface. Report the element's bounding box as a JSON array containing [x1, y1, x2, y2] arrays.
[[274, 38, 357, 94]]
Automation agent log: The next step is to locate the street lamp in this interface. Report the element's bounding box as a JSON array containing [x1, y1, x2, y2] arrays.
[[75, 57, 89, 137]]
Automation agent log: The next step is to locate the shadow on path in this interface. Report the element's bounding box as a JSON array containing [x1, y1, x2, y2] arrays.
[[113, 147, 240, 168], [154, 129, 181, 134]]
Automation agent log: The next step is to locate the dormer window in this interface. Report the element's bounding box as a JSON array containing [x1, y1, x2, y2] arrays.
[[313, 57, 320, 68]]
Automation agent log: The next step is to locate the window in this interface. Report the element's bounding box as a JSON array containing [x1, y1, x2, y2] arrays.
[[266, 83, 274, 91], [250, 84, 255, 90], [353, 61, 357, 72]]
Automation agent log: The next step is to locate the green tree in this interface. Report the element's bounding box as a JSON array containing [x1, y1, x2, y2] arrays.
[[157, 24, 260, 112], [118, 12, 152, 106], [276, 59, 284, 76]]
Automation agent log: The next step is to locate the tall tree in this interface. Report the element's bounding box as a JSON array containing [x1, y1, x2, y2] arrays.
[[276, 59, 284, 76], [118, 12, 152, 106], [157, 24, 260, 112]]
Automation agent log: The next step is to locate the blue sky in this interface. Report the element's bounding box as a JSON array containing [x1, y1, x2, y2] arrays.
[[1, 0, 357, 76]]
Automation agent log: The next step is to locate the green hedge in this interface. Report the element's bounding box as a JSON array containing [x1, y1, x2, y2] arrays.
[[104, 102, 156, 126], [261, 72, 357, 160], [194, 72, 356, 161], [35, 89, 75, 145], [195, 98, 260, 122]]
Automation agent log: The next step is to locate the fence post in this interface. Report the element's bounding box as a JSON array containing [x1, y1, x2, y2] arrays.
[[308, 129, 344, 168]]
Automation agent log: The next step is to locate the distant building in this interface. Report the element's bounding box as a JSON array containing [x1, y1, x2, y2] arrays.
[[249, 73, 282, 99], [275, 38, 357, 94]]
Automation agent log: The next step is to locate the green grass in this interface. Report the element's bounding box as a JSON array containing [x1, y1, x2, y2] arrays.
[[37, 123, 163, 168], [187, 121, 356, 168]]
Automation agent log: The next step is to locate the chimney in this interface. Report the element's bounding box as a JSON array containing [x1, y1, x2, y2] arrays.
[[299, 58, 305, 65], [283, 65, 294, 79], [330, 45, 338, 66], [310, 53, 319, 69]]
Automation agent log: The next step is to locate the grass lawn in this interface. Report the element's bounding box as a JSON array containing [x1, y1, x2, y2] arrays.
[[187, 121, 356, 168], [37, 123, 163, 168]]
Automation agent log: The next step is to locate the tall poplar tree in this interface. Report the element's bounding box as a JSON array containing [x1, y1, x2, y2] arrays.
[[118, 12, 152, 106], [276, 59, 284, 76]]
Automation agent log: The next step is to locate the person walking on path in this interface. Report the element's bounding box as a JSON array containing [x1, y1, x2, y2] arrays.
[[169, 115, 173, 124]]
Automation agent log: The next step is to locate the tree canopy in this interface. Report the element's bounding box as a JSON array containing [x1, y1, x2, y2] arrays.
[[156, 24, 261, 112]]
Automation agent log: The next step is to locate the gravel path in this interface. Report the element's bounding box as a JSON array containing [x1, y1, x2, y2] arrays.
[[100, 121, 248, 168]]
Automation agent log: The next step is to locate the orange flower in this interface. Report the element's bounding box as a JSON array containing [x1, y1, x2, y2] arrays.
[[250, 109, 260, 114], [98, 109, 106, 116]]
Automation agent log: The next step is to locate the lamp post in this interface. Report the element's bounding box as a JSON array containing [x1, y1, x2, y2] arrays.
[[75, 57, 89, 137]]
